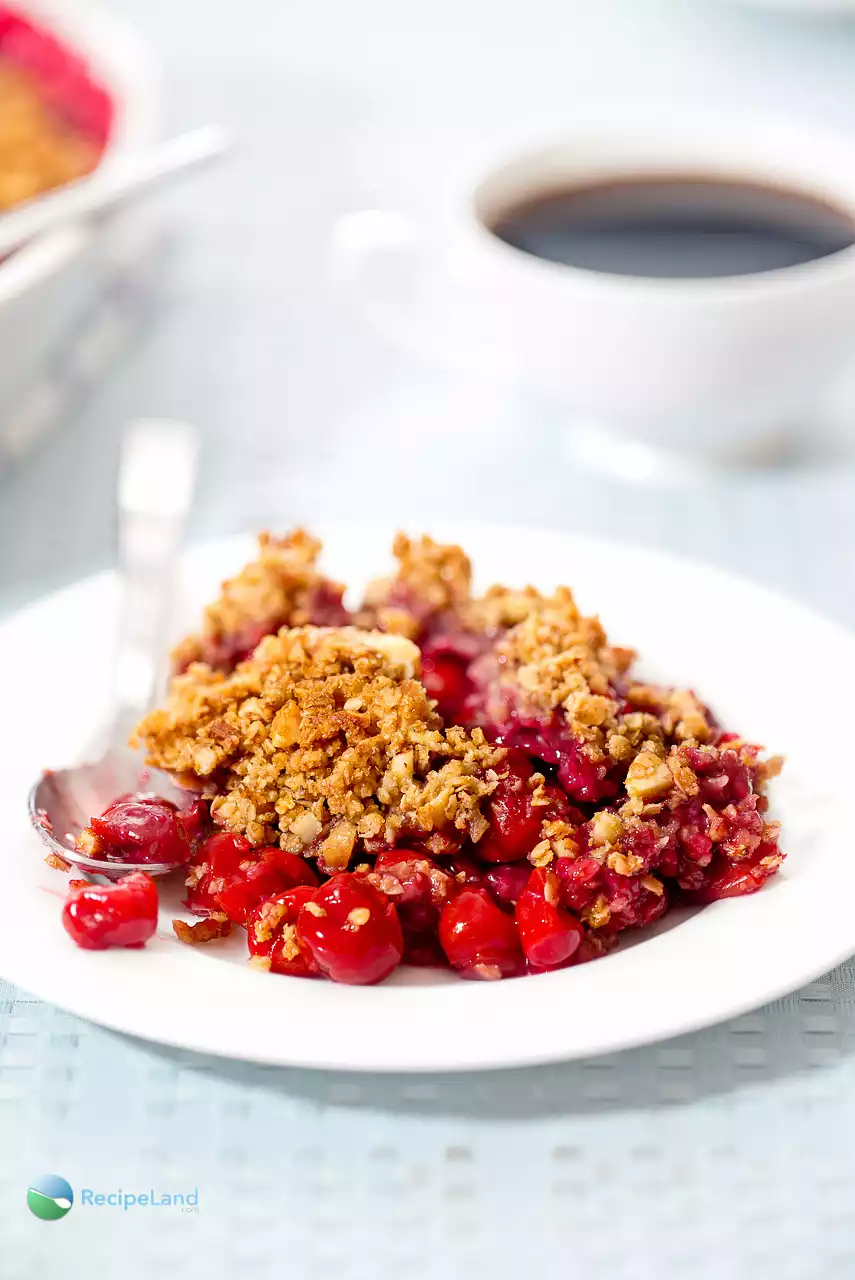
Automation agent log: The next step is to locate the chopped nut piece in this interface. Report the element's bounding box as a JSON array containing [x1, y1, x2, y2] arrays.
[[584, 895, 611, 929], [589, 811, 623, 846], [172, 917, 233, 945], [608, 850, 644, 877], [668, 751, 700, 797], [543, 872, 558, 905], [357, 631, 420, 678], [757, 754, 785, 785], [625, 751, 674, 802], [75, 828, 101, 858], [529, 840, 554, 867], [346, 907, 371, 927], [528, 772, 550, 807], [270, 703, 301, 747], [318, 820, 357, 872], [291, 813, 323, 845], [45, 852, 71, 872]]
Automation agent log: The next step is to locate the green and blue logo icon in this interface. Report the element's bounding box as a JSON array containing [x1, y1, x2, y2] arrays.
[[27, 1174, 73, 1221]]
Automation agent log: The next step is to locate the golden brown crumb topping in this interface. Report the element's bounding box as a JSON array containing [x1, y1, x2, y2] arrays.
[[0, 64, 99, 211], [362, 534, 473, 628], [135, 626, 502, 852], [469, 586, 639, 760], [496, 586, 631, 708], [172, 530, 345, 670], [467, 585, 720, 774], [626, 683, 712, 743], [466, 584, 551, 634]]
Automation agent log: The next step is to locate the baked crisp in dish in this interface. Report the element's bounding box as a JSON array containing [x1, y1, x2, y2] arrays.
[[64, 530, 785, 983], [0, 8, 113, 215]]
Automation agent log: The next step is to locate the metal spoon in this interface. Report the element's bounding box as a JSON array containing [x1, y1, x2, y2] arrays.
[[0, 125, 231, 259], [29, 418, 199, 879]]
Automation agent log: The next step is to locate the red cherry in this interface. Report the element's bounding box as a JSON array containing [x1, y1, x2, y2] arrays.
[[296, 874, 403, 985], [438, 888, 523, 979], [177, 797, 210, 846], [554, 855, 602, 913], [420, 650, 471, 722], [215, 849, 319, 925], [304, 581, 352, 627], [246, 886, 318, 976], [89, 796, 189, 866], [477, 752, 544, 862], [184, 832, 254, 915], [516, 868, 584, 969], [62, 871, 158, 950], [483, 862, 532, 907], [371, 849, 453, 908], [446, 853, 488, 890], [185, 619, 277, 673], [370, 850, 454, 965], [686, 844, 781, 903], [555, 741, 614, 803]]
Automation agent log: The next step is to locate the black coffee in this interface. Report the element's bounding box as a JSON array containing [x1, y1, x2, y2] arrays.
[[489, 175, 855, 278]]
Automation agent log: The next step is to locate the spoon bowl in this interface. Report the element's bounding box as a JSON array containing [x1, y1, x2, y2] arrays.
[[29, 747, 195, 879]]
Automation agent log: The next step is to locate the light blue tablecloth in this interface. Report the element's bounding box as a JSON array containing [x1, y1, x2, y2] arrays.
[[3, 967, 855, 1279]]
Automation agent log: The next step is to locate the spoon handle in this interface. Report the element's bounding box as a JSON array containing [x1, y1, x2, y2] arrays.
[[107, 419, 199, 749], [0, 125, 231, 257]]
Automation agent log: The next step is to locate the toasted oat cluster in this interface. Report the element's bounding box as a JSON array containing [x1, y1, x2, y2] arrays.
[[136, 626, 502, 857], [63, 529, 784, 984], [171, 530, 350, 671], [360, 533, 473, 636]]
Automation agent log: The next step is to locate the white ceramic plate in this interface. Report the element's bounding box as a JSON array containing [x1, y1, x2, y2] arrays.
[[2, 521, 851, 1072]]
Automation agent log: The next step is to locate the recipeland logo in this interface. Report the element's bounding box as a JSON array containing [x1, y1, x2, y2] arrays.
[[27, 1175, 73, 1221], [81, 1188, 199, 1211], [28, 1175, 200, 1219]]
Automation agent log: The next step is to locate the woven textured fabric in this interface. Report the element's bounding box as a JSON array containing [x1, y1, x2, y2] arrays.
[[2, 966, 855, 1278]]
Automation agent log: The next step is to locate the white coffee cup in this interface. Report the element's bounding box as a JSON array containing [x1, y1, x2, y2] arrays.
[[331, 112, 855, 463]]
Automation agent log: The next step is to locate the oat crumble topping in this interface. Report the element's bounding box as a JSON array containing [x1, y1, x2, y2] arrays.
[[360, 533, 473, 637], [135, 625, 502, 853], [172, 530, 347, 671]]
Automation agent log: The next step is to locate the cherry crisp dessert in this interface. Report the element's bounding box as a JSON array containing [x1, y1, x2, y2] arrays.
[[58, 530, 784, 984]]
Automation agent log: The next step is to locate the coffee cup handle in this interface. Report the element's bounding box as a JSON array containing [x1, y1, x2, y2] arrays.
[[329, 208, 439, 355], [330, 209, 526, 381]]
